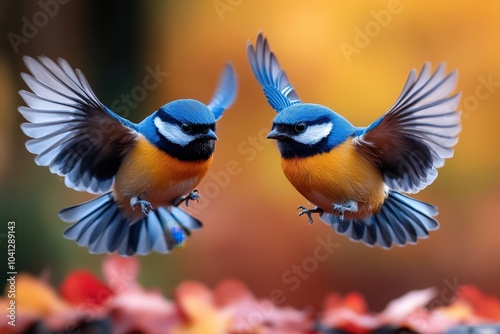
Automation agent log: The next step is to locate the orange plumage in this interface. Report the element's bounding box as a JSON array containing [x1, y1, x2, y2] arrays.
[[114, 136, 212, 217], [281, 139, 386, 219]]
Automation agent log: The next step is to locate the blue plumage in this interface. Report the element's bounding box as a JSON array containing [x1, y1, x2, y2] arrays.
[[60, 193, 199, 255], [169, 226, 187, 245], [155, 100, 216, 126], [19, 56, 237, 256], [138, 100, 218, 161], [208, 63, 238, 120], [248, 33, 461, 248], [247, 34, 300, 112], [320, 191, 438, 248], [270, 104, 357, 158]]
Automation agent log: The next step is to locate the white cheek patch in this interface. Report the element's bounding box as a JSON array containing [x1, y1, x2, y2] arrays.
[[154, 117, 193, 146], [293, 123, 333, 145]]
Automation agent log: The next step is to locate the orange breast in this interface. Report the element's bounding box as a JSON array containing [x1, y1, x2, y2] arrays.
[[114, 135, 212, 214], [280, 139, 386, 217]]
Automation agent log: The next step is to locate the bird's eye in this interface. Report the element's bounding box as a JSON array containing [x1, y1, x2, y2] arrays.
[[294, 122, 306, 133], [181, 123, 191, 133]]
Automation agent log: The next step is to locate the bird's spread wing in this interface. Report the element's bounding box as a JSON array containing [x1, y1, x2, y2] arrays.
[[19, 56, 138, 194], [247, 33, 301, 112], [354, 62, 461, 193], [207, 63, 237, 121]]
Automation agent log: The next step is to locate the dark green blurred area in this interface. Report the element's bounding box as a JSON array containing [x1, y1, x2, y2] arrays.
[[0, 0, 175, 293], [0, 0, 499, 311]]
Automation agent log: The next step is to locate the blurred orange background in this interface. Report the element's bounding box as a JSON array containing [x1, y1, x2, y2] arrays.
[[0, 0, 499, 311]]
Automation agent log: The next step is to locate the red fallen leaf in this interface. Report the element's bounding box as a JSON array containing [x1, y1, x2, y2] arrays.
[[323, 292, 368, 314], [59, 270, 113, 307], [321, 292, 378, 333], [457, 285, 500, 321]]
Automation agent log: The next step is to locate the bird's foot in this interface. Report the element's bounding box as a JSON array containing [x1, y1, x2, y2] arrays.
[[173, 190, 200, 207], [130, 197, 153, 216], [297, 206, 324, 225], [332, 200, 357, 222]]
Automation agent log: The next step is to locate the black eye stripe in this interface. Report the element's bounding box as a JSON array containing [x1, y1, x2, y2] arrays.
[[157, 112, 215, 132], [180, 123, 215, 133], [274, 119, 330, 135], [275, 124, 290, 134], [273, 116, 331, 134]]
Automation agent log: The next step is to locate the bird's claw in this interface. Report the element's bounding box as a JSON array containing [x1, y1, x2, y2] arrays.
[[185, 190, 200, 207], [332, 201, 357, 222], [174, 190, 200, 207], [131, 198, 153, 217], [332, 204, 346, 222], [297, 206, 324, 225]]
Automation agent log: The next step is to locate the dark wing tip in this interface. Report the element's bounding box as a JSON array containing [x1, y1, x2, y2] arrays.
[[358, 62, 462, 193]]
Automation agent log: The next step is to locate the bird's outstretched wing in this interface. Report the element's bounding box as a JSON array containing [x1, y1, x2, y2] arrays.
[[19, 56, 138, 194], [207, 63, 237, 121], [247, 33, 301, 112], [354, 63, 461, 193]]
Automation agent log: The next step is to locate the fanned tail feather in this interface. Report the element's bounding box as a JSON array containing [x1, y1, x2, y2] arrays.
[[60, 192, 202, 256], [320, 191, 438, 248]]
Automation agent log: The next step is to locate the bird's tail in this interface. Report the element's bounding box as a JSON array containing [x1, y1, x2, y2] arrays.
[[320, 191, 439, 248], [59, 192, 202, 256]]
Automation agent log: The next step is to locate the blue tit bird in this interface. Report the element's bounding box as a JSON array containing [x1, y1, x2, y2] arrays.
[[19, 56, 237, 256], [247, 33, 461, 248]]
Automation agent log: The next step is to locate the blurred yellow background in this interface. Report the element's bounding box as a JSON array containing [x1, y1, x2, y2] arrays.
[[1, 0, 499, 311]]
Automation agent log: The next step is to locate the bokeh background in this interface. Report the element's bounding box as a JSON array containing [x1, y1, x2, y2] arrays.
[[0, 0, 499, 312]]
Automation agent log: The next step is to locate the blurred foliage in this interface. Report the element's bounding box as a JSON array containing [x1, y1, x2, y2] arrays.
[[0, 0, 499, 311], [3, 256, 500, 333]]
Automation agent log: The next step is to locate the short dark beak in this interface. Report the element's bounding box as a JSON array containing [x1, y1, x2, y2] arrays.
[[266, 129, 286, 140], [202, 129, 218, 140]]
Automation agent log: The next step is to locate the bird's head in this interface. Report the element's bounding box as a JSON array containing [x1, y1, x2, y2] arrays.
[[267, 104, 355, 159], [150, 99, 218, 161]]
